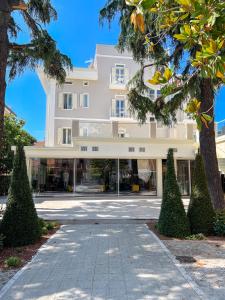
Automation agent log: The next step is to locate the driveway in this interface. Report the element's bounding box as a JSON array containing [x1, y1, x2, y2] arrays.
[[0, 224, 203, 300], [33, 197, 190, 221]]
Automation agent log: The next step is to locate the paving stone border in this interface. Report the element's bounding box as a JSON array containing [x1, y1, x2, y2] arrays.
[[147, 225, 206, 299]]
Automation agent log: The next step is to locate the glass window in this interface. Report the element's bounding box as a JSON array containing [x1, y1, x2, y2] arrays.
[[139, 147, 145, 152], [92, 146, 99, 152], [149, 88, 155, 100], [177, 160, 190, 196], [31, 158, 74, 192], [119, 159, 157, 195], [80, 94, 89, 108], [81, 146, 88, 152], [128, 147, 135, 152], [116, 99, 125, 117], [62, 128, 72, 144], [63, 94, 72, 109], [115, 64, 125, 84], [157, 90, 161, 98]]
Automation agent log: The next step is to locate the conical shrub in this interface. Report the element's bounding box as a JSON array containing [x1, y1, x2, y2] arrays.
[[158, 149, 190, 238], [0, 145, 41, 246], [187, 153, 215, 235]]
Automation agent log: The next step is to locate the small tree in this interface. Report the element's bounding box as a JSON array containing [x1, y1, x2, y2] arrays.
[[158, 149, 190, 238], [1, 145, 41, 246], [187, 153, 215, 235]]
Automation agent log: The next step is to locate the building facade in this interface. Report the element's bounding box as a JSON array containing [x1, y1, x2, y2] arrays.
[[25, 44, 198, 197]]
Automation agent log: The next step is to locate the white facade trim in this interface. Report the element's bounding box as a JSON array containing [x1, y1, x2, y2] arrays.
[[96, 54, 133, 60]]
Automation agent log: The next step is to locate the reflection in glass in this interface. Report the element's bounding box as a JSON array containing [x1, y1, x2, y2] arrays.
[[177, 160, 190, 196], [31, 159, 74, 192], [76, 159, 117, 193]]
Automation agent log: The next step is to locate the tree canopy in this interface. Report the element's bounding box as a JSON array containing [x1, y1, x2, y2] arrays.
[[101, 0, 225, 126], [100, 0, 225, 209], [0, 114, 36, 174]]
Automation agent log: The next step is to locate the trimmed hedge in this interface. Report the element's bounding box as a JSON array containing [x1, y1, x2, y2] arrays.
[[0, 176, 11, 196], [187, 153, 215, 235], [0, 145, 41, 246], [158, 149, 190, 238]]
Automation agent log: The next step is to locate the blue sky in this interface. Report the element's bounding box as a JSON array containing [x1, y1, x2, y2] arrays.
[[6, 0, 225, 141]]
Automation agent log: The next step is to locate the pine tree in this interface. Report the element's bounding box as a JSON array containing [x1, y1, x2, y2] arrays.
[[0, 145, 41, 246], [158, 149, 190, 238], [187, 153, 215, 235]]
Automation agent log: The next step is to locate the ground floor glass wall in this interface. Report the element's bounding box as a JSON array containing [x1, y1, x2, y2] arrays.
[[31, 158, 157, 195], [31, 159, 74, 192]]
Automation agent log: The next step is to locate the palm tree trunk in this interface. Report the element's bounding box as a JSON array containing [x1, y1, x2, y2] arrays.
[[199, 78, 225, 210], [0, 7, 10, 169]]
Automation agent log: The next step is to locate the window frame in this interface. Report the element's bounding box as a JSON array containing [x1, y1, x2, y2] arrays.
[[63, 93, 73, 110], [80, 93, 89, 108], [62, 127, 72, 145], [115, 63, 126, 84]]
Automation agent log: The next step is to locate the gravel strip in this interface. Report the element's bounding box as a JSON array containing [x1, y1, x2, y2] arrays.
[[163, 239, 225, 300]]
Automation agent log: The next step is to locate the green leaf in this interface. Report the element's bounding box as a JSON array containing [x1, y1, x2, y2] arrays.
[[141, 0, 157, 10]]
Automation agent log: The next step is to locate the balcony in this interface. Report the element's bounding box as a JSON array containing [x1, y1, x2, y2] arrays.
[[109, 67, 129, 90], [72, 120, 196, 141], [110, 109, 131, 119]]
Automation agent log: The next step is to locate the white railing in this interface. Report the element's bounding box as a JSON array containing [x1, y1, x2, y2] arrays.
[[77, 121, 195, 140], [110, 110, 131, 118], [110, 67, 129, 87]]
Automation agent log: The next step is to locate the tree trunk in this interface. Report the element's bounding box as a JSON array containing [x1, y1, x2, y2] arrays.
[[0, 5, 10, 171], [199, 78, 225, 210]]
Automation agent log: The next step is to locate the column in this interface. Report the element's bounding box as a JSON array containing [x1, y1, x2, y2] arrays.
[[73, 158, 76, 193], [156, 158, 163, 198]]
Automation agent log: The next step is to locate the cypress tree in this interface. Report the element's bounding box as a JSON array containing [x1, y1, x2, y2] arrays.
[[1, 145, 41, 246], [187, 153, 215, 235], [158, 149, 190, 238]]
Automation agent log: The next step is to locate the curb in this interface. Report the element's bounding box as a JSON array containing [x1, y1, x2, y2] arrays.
[[146, 225, 207, 300]]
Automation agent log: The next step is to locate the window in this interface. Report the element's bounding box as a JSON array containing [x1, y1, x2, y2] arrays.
[[63, 94, 73, 110], [116, 99, 125, 117], [92, 146, 99, 152], [139, 147, 145, 153], [62, 128, 72, 144], [81, 146, 88, 152], [80, 93, 89, 108], [83, 81, 89, 87], [150, 117, 155, 122], [129, 147, 135, 152], [157, 90, 161, 97], [115, 64, 125, 84], [65, 81, 72, 85], [80, 127, 88, 137], [149, 88, 155, 100]]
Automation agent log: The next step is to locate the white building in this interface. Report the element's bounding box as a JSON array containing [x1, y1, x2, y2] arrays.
[[25, 44, 198, 197]]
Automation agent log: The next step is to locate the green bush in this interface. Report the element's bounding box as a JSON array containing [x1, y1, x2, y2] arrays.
[[213, 211, 225, 236], [187, 153, 215, 235], [158, 149, 190, 238], [5, 256, 22, 268], [0, 176, 11, 196], [185, 233, 206, 240], [0, 146, 41, 246], [38, 218, 57, 235]]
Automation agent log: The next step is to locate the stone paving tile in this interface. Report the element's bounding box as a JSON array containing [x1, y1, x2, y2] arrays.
[[0, 224, 202, 300]]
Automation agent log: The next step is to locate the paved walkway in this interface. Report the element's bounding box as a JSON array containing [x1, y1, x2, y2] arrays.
[[0, 224, 203, 300], [33, 197, 190, 221]]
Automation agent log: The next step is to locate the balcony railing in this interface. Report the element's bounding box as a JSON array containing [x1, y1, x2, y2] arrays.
[[109, 67, 129, 89], [74, 121, 196, 140], [110, 110, 131, 118]]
